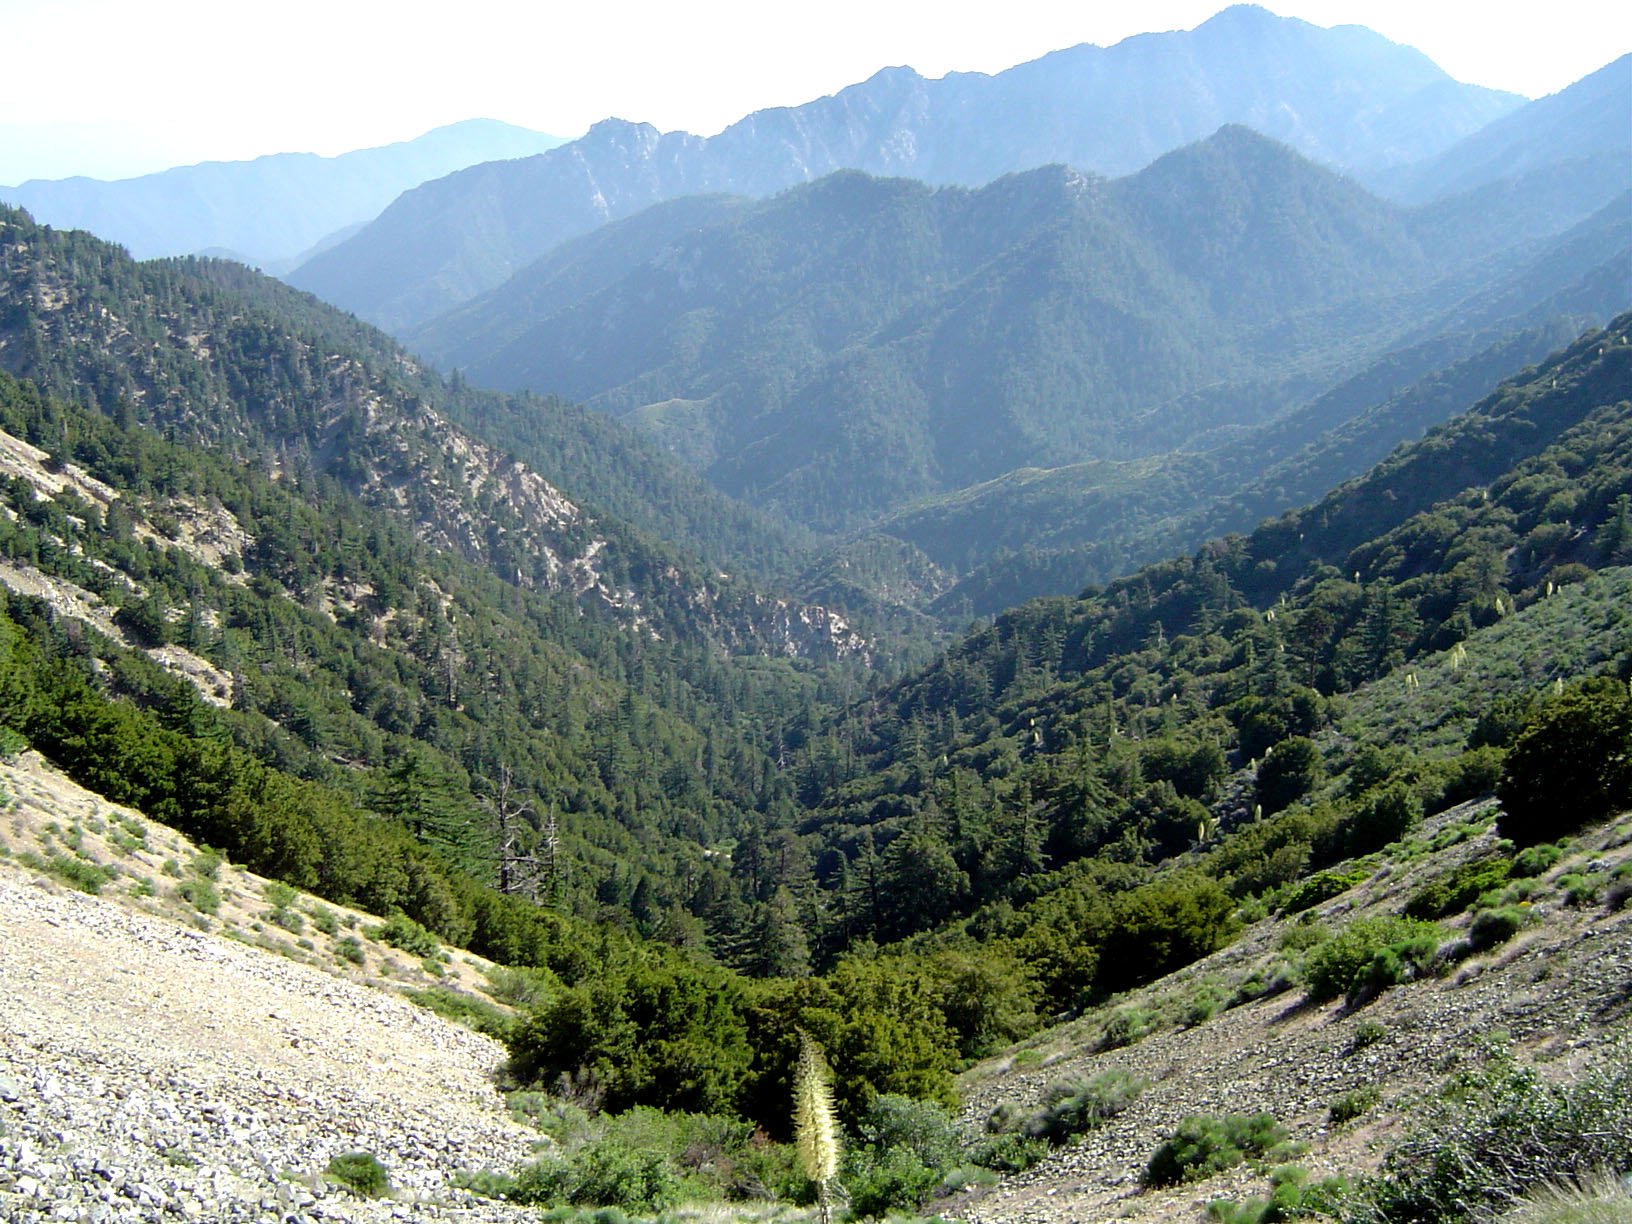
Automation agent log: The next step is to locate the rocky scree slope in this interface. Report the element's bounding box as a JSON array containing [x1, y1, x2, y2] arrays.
[[940, 802, 1632, 1224], [0, 748, 540, 1223]]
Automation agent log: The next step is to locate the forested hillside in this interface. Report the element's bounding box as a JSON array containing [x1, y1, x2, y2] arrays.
[[410, 128, 1628, 608], [0, 205, 822, 606], [290, 4, 1519, 332]]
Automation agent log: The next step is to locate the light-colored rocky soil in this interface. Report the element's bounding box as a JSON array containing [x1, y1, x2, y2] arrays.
[[0, 753, 541, 1223], [942, 806, 1632, 1224]]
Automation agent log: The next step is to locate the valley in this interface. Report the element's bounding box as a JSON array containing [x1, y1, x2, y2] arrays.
[[0, 7, 1630, 1223]]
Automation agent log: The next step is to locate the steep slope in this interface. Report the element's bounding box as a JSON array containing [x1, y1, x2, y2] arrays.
[[0, 119, 565, 270], [290, 6, 1518, 331], [785, 316, 1632, 936], [896, 192, 1630, 616], [0, 204, 845, 651], [1372, 53, 1631, 210], [415, 128, 1617, 548]]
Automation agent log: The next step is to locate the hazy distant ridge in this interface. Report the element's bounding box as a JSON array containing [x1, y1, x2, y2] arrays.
[[290, 5, 1521, 331], [0, 119, 565, 269]]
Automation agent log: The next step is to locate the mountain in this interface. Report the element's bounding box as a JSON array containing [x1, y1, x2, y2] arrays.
[[882, 192, 1632, 617], [1372, 53, 1632, 211], [291, 6, 1519, 331], [0, 119, 565, 270], [409, 127, 1628, 564]]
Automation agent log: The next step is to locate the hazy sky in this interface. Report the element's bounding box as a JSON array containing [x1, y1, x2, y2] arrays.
[[1, 0, 1627, 183]]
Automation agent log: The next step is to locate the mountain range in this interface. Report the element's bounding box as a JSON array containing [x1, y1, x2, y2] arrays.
[[0, 118, 564, 271], [404, 120, 1628, 604], [288, 5, 1525, 331]]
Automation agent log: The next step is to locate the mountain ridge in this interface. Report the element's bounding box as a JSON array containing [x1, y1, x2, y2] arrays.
[[0, 119, 566, 270], [290, 7, 1520, 331]]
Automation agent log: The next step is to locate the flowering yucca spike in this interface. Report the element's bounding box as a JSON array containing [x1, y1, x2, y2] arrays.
[[794, 1029, 840, 1222]]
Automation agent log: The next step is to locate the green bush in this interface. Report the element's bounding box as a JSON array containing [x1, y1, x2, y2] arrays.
[[1099, 1005, 1159, 1050], [1207, 1165, 1350, 1224], [843, 1144, 941, 1219], [512, 1141, 681, 1213], [1405, 857, 1513, 919], [1497, 685, 1632, 846], [1347, 1020, 1386, 1052], [1256, 737, 1324, 816], [18, 850, 112, 894], [1281, 866, 1370, 914], [326, 1151, 390, 1197], [1465, 906, 1530, 953], [1022, 1070, 1147, 1144], [178, 876, 219, 915], [373, 911, 441, 957], [1329, 1085, 1380, 1126], [1511, 842, 1565, 878], [967, 1131, 1048, 1174], [1303, 916, 1443, 1004], [1358, 1041, 1632, 1220], [1341, 783, 1422, 858], [1144, 1113, 1291, 1187]]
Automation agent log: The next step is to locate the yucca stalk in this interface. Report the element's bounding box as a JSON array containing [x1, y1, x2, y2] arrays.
[[794, 1030, 840, 1224]]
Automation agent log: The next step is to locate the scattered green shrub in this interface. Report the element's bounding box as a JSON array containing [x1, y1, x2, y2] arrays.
[[372, 911, 440, 957], [1465, 906, 1530, 953], [1511, 843, 1565, 878], [1405, 857, 1513, 919], [1281, 865, 1369, 914], [17, 850, 111, 894], [1022, 1071, 1147, 1144], [967, 1131, 1048, 1174], [1303, 916, 1443, 1004], [1207, 1165, 1351, 1224], [1144, 1113, 1291, 1187], [1357, 1040, 1632, 1220], [178, 877, 219, 915], [334, 936, 365, 965], [1557, 873, 1606, 907], [404, 987, 513, 1039], [512, 1141, 681, 1213], [1348, 1020, 1386, 1052], [1099, 1005, 1159, 1050], [1497, 685, 1632, 846], [1329, 1085, 1381, 1126], [326, 1151, 390, 1198]]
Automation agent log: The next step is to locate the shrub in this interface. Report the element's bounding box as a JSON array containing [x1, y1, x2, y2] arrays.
[[854, 1093, 961, 1173], [1023, 1071, 1147, 1144], [1348, 1020, 1386, 1052], [1281, 866, 1369, 914], [1099, 1005, 1159, 1050], [512, 1141, 681, 1213], [1329, 1085, 1381, 1126], [1511, 843, 1565, 878], [1358, 1040, 1632, 1220], [178, 877, 220, 915], [1465, 906, 1530, 953], [1405, 857, 1513, 919], [1256, 737, 1324, 815], [19, 851, 112, 894], [1208, 1165, 1351, 1224], [1497, 685, 1632, 846], [1144, 1113, 1291, 1187], [373, 911, 440, 957], [326, 1151, 390, 1197], [967, 1131, 1048, 1174], [843, 1144, 941, 1218], [334, 936, 365, 965], [1303, 916, 1443, 1004], [1341, 783, 1422, 857]]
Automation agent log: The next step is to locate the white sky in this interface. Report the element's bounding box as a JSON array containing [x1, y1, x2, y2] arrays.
[[1, 0, 1627, 183]]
